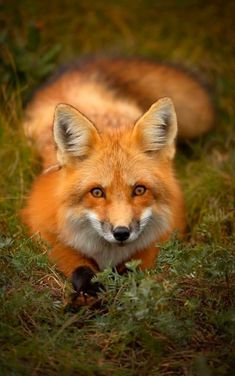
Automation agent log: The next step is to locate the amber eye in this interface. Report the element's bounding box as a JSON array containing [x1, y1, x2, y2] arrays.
[[133, 185, 146, 196], [91, 187, 104, 198]]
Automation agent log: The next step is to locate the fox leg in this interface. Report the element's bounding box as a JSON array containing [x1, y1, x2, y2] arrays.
[[131, 246, 160, 270], [49, 244, 103, 296]]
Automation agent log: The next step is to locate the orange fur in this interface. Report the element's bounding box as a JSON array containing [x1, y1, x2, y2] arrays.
[[22, 57, 213, 280]]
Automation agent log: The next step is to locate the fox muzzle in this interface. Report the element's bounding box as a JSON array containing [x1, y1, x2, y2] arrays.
[[113, 226, 130, 241]]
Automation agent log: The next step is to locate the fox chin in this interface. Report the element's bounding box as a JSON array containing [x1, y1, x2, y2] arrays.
[[22, 57, 214, 295]]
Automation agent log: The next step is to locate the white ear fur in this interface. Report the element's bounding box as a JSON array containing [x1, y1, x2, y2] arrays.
[[133, 98, 178, 158], [53, 104, 99, 164]]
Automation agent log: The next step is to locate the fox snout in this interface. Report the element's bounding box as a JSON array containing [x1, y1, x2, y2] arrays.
[[113, 226, 130, 242], [103, 219, 141, 244]]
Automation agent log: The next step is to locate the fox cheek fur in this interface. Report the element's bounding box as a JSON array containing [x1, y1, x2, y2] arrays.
[[61, 204, 171, 250], [58, 204, 173, 271]]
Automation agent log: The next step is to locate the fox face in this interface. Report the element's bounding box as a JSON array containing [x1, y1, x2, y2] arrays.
[[53, 99, 178, 269]]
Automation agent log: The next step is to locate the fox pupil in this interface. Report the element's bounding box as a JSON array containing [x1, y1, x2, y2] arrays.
[[91, 188, 104, 198], [133, 185, 146, 196]]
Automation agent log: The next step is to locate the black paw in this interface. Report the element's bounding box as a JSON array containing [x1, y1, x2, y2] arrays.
[[72, 266, 105, 297]]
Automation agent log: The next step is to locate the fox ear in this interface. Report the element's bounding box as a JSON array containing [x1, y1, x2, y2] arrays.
[[132, 98, 178, 159], [53, 104, 100, 164]]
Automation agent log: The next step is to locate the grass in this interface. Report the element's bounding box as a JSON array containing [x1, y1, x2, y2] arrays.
[[0, 0, 234, 375]]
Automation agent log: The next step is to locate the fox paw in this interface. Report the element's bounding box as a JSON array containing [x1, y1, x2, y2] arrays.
[[72, 266, 104, 297]]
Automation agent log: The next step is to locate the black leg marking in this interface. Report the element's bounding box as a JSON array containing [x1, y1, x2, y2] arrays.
[[72, 266, 104, 296]]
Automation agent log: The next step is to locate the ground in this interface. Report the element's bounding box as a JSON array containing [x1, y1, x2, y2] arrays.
[[0, 1, 234, 375]]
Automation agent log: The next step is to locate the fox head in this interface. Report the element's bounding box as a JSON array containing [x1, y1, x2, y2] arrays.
[[52, 98, 179, 269]]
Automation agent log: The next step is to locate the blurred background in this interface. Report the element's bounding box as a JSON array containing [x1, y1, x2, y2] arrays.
[[1, 0, 234, 106]]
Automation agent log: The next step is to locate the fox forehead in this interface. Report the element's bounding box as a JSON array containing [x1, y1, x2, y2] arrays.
[[66, 144, 158, 193]]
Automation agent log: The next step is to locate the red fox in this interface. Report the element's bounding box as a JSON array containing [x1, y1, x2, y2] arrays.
[[22, 57, 214, 295]]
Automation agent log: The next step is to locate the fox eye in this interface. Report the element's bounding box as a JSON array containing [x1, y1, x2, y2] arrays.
[[133, 185, 146, 196], [90, 187, 104, 198]]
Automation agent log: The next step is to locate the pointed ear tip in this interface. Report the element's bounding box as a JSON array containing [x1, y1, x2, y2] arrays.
[[54, 104, 66, 118], [55, 103, 71, 112], [158, 97, 174, 107], [149, 97, 175, 113], [54, 104, 80, 121]]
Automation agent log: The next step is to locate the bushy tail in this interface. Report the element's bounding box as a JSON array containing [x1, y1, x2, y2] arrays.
[[24, 57, 215, 167], [80, 57, 215, 139]]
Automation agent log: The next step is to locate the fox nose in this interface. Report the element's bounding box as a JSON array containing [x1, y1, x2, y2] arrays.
[[113, 226, 130, 242]]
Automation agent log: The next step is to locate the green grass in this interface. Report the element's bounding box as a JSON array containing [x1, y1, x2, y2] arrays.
[[0, 1, 234, 375]]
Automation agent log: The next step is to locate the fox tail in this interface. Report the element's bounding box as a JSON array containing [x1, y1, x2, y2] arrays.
[[81, 57, 215, 139]]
